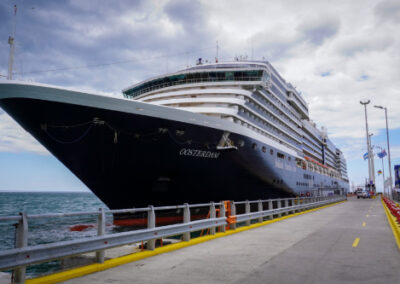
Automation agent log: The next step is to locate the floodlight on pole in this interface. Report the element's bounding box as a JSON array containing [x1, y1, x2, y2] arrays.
[[374, 105, 393, 198]]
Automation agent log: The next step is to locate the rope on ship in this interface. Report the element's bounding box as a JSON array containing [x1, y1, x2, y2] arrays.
[[41, 117, 216, 147], [41, 123, 94, 145]]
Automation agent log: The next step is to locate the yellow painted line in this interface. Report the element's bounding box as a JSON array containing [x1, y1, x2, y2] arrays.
[[381, 198, 400, 251], [352, 237, 360, 247], [362, 222, 366, 227], [26, 200, 347, 284]]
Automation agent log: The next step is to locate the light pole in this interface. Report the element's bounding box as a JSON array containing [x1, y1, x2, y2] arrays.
[[374, 105, 393, 198], [375, 145, 386, 196], [360, 100, 373, 190], [369, 133, 376, 190]]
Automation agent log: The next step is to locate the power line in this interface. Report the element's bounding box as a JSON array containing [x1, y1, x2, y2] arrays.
[[15, 46, 215, 76]]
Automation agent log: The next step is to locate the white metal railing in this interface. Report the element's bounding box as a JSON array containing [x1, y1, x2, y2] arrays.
[[0, 195, 346, 283], [126, 77, 263, 98]]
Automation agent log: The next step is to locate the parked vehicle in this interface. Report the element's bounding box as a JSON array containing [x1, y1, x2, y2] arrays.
[[357, 191, 370, 199]]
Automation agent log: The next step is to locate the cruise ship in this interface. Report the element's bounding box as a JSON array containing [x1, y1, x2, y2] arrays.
[[0, 60, 349, 215]]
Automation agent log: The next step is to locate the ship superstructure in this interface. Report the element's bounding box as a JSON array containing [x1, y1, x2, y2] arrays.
[[123, 60, 349, 194], [0, 60, 348, 213]]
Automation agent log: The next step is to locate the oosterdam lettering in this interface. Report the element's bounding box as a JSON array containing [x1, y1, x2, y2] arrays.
[[179, 148, 221, 159]]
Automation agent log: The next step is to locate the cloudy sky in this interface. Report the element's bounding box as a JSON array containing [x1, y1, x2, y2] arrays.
[[0, 0, 399, 192]]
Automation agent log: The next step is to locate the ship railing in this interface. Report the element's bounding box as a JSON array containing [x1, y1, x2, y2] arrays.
[[0, 195, 346, 283], [128, 77, 263, 98]]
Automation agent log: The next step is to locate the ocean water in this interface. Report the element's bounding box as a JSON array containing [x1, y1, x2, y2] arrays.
[[0, 191, 110, 277]]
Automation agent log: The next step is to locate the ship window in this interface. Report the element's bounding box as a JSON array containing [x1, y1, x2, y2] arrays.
[[277, 153, 285, 159], [270, 149, 274, 155], [238, 140, 245, 147], [288, 157, 291, 161], [252, 143, 257, 150], [262, 146, 266, 153]]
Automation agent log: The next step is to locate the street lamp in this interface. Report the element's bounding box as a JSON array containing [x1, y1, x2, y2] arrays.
[[360, 100, 373, 189], [374, 105, 393, 198]]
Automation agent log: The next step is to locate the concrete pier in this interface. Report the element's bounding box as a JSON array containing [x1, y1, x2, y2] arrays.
[[63, 197, 400, 284]]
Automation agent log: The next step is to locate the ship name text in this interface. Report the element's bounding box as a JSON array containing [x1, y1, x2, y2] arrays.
[[179, 148, 220, 159]]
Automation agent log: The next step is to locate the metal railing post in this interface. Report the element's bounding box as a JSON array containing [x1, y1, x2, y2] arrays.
[[147, 205, 156, 250], [245, 200, 251, 226], [14, 212, 28, 284], [96, 208, 106, 263], [277, 199, 282, 217], [183, 203, 190, 241], [268, 199, 273, 219], [210, 202, 216, 235], [220, 201, 226, 233], [284, 199, 289, 216], [230, 201, 236, 230], [291, 198, 295, 213], [258, 200, 263, 223]]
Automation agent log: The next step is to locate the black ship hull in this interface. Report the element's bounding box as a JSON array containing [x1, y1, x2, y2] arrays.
[[0, 83, 348, 222]]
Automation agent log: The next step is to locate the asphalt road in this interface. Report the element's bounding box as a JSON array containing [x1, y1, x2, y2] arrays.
[[64, 197, 400, 284]]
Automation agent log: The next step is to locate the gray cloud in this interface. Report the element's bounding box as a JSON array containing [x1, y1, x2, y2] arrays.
[[375, 0, 400, 23], [337, 34, 394, 57], [297, 16, 340, 45]]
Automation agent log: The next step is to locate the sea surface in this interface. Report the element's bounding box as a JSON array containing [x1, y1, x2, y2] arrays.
[[0, 191, 110, 277]]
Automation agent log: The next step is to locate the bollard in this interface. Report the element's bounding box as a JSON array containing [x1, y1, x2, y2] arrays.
[[230, 201, 237, 230], [268, 199, 273, 219], [258, 200, 263, 223], [14, 212, 28, 284], [210, 202, 216, 235], [220, 201, 226, 233], [147, 205, 156, 250], [245, 200, 251, 226], [96, 208, 106, 263], [183, 203, 191, 241]]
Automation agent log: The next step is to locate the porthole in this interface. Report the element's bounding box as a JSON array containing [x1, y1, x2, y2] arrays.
[[262, 146, 266, 153], [270, 149, 274, 155], [252, 143, 257, 150], [238, 140, 245, 147], [288, 157, 291, 161]]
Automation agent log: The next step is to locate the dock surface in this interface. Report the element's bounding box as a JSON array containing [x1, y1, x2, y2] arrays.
[[64, 197, 400, 284]]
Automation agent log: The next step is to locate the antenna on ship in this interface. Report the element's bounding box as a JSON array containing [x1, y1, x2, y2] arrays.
[[7, 4, 17, 80]]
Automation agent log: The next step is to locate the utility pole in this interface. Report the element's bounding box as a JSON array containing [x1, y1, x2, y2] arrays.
[[369, 134, 376, 190], [375, 105, 393, 198], [360, 100, 373, 190], [7, 5, 17, 80], [375, 145, 386, 196]]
